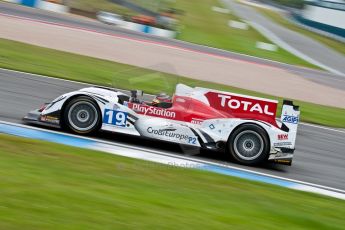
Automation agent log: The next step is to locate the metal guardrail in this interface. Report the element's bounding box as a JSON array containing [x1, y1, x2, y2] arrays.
[[307, 0, 345, 11]]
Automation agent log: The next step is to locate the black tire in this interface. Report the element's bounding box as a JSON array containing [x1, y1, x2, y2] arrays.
[[63, 96, 101, 134], [227, 124, 270, 166]]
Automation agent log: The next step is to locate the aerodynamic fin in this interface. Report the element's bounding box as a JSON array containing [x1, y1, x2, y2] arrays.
[[280, 100, 300, 148]]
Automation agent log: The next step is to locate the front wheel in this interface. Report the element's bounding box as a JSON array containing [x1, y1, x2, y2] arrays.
[[227, 124, 270, 166], [63, 96, 101, 134]]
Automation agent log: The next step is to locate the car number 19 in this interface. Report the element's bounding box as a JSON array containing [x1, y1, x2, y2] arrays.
[[103, 109, 127, 127]]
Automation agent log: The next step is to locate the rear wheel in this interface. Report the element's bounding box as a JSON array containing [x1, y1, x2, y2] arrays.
[[228, 124, 270, 166], [64, 96, 101, 134]]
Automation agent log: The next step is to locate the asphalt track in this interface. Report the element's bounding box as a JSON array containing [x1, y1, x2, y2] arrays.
[[0, 2, 345, 192], [222, 0, 345, 75], [1, 1, 345, 92], [1, 68, 345, 191]]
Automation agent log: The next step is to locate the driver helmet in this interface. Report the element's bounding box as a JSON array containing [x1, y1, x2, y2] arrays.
[[152, 93, 172, 106]]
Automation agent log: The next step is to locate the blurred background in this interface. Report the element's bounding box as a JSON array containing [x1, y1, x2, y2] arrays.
[[0, 0, 345, 229]]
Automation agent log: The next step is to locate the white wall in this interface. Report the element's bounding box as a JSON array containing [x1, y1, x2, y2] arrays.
[[303, 5, 345, 29], [3, 0, 21, 3], [150, 27, 176, 38], [36, 1, 69, 13], [120, 21, 176, 38]]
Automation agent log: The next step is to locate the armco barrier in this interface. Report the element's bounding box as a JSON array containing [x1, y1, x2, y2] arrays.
[[4, 0, 176, 38], [295, 1, 345, 39], [120, 21, 177, 39], [4, 0, 69, 13], [292, 13, 345, 39], [36, 1, 69, 13]]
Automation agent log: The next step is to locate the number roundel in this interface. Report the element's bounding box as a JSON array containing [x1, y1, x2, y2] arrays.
[[103, 109, 128, 127]]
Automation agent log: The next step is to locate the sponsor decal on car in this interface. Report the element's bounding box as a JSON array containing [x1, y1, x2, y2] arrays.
[[40, 115, 59, 124], [147, 127, 197, 145], [103, 109, 128, 127], [217, 94, 275, 115], [277, 133, 288, 140], [204, 92, 278, 125], [191, 118, 204, 125], [282, 115, 299, 124], [274, 142, 292, 147], [131, 104, 176, 118], [274, 159, 292, 165]]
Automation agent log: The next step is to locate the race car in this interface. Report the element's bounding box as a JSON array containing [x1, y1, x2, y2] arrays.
[[23, 84, 300, 166]]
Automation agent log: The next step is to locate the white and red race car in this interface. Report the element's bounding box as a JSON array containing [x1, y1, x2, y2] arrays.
[[24, 84, 300, 166]]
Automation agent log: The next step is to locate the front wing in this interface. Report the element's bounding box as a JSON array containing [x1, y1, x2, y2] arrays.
[[23, 109, 61, 129]]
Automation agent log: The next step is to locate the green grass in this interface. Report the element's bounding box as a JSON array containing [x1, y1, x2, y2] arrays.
[[67, 0, 167, 15], [255, 8, 345, 56], [1, 134, 345, 229], [270, 0, 304, 9], [172, 0, 317, 68], [0, 38, 344, 127], [67, 0, 137, 16], [129, 0, 174, 12], [66, 0, 317, 68]]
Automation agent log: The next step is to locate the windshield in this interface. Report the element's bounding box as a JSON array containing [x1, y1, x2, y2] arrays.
[[111, 63, 178, 103]]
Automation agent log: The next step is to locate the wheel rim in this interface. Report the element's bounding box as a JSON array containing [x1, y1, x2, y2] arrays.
[[67, 101, 98, 132], [233, 130, 264, 161]]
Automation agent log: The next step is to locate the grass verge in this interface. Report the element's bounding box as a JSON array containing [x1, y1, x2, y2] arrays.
[[1, 134, 345, 229], [65, 0, 317, 68], [0, 38, 344, 127], [67, 0, 137, 16], [174, 0, 317, 68], [255, 7, 345, 56]]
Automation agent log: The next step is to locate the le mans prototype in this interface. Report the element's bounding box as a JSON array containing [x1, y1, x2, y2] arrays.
[[24, 84, 300, 166]]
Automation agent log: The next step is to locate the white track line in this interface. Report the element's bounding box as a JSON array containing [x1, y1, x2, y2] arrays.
[[1, 120, 345, 195], [300, 122, 345, 134]]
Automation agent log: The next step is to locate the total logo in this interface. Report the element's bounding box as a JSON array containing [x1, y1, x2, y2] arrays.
[[132, 104, 176, 118], [282, 115, 299, 124], [218, 94, 275, 116]]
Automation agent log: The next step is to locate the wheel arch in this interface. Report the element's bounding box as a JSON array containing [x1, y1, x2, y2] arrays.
[[227, 122, 271, 152], [60, 94, 102, 130]]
